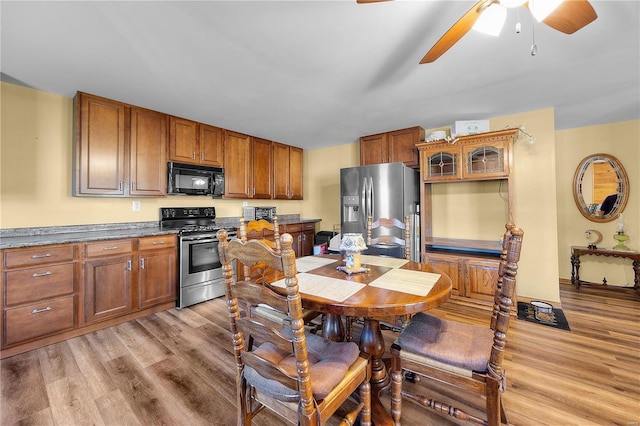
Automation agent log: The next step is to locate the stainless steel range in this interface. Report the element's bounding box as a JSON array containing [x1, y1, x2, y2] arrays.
[[160, 207, 237, 309]]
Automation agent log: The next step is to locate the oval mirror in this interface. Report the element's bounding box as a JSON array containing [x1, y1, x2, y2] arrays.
[[573, 154, 629, 222]]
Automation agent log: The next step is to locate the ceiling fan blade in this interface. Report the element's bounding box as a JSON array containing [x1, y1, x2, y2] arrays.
[[356, 0, 393, 3], [534, 0, 598, 34], [420, 0, 494, 64]]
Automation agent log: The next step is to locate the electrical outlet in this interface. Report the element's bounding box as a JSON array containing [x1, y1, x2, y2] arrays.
[[132, 201, 141, 212], [242, 201, 248, 207]]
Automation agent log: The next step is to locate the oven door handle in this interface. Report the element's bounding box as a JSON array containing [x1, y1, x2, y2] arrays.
[[181, 237, 218, 243]]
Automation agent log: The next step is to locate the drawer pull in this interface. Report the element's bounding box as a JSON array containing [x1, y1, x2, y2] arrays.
[[152, 241, 166, 245], [31, 306, 52, 314], [32, 271, 53, 277], [102, 246, 119, 251], [31, 253, 52, 259], [141, 258, 145, 270]]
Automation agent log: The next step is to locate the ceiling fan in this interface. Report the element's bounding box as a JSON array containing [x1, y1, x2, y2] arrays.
[[357, 0, 597, 63]]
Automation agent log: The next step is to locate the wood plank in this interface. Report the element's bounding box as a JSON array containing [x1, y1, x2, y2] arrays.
[[0, 350, 49, 424], [45, 374, 105, 426]]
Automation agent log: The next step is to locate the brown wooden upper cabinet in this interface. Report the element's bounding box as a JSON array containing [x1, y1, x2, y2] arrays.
[[360, 126, 424, 169], [74, 92, 167, 197], [273, 142, 303, 200], [224, 131, 273, 199], [168, 116, 224, 167]]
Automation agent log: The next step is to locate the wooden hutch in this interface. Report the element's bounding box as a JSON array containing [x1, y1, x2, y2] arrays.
[[416, 128, 518, 305]]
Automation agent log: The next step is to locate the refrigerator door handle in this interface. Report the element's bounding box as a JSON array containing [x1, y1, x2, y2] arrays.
[[368, 177, 374, 219], [361, 177, 367, 225]]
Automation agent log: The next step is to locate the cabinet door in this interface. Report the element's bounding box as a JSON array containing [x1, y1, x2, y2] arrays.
[[461, 140, 510, 179], [425, 252, 461, 296], [224, 131, 253, 199], [301, 229, 315, 257], [199, 124, 224, 167], [360, 133, 388, 166], [465, 258, 500, 301], [75, 93, 126, 196], [273, 142, 290, 199], [252, 137, 273, 199], [84, 254, 134, 323], [169, 116, 198, 163], [289, 146, 303, 200], [388, 127, 422, 168], [139, 249, 177, 309], [129, 107, 167, 196], [421, 146, 462, 182]]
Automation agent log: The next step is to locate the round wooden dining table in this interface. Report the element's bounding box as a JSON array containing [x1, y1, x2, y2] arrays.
[[264, 254, 452, 426]]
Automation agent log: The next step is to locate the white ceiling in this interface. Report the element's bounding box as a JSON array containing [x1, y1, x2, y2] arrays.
[[2, 0, 639, 150]]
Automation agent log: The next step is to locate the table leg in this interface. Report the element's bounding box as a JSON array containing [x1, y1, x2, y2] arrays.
[[571, 254, 581, 290], [321, 313, 345, 342], [359, 318, 393, 426]]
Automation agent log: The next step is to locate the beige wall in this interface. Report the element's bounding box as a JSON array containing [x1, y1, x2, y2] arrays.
[[2, 82, 638, 301], [555, 121, 639, 287]]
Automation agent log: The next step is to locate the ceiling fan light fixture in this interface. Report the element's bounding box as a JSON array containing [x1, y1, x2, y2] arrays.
[[473, 3, 507, 36], [529, 0, 563, 22]]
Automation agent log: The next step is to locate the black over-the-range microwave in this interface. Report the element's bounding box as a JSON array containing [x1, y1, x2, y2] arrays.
[[167, 162, 224, 197]]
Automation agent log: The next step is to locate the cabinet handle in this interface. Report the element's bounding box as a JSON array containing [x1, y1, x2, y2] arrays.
[[140, 258, 145, 269], [103, 246, 119, 251], [193, 151, 197, 160], [119, 181, 124, 191], [31, 306, 52, 314], [31, 253, 52, 259], [152, 241, 166, 245], [127, 260, 132, 271], [32, 271, 52, 277], [201, 152, 204, 161]]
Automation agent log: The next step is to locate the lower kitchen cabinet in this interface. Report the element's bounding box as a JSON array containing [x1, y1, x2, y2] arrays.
[[138, 235, 177, 309], [424, 251, 500, 303], [2, 244, 78, 348], [283, 222, 316, 258], [1, 235, 179, 359], [83, 240, 135, 323]]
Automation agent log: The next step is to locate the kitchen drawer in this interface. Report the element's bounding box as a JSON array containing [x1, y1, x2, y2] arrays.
[[4, 245, 75, 268], [4, 263, 74, 306], [139, 235, 176, 251], [85, 239, 133, 258], [4, 295, 75, 346], [284, 224, 302, 233], [302, 222, 315, 231]]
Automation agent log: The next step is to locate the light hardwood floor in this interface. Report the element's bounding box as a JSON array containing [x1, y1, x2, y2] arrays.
[[2, 284, 639, 425]]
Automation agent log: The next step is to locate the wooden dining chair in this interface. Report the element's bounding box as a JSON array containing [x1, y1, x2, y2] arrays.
[[217, 229, 372, 426], [238, 216, 281, 281], [239, 216, 323, 332], [366, 215, 411, 261], [345, 215, 412, 341], [389, 225, 524, 426]]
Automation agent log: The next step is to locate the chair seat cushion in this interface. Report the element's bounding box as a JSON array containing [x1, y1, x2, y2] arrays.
[[244, 331, 361, 402], [395, 312, 493, 373]]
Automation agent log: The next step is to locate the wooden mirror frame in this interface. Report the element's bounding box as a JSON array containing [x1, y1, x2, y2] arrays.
[[573, 153, 629, 223]]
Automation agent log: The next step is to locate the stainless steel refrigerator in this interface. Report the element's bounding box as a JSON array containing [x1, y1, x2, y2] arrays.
[[340, 162, 420, 261]]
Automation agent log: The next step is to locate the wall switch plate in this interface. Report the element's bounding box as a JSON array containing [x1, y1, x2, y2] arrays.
[[132, 201, 141, 212]]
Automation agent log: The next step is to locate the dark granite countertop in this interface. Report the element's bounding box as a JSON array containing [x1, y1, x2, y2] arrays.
[[0, 216, 322, 249]]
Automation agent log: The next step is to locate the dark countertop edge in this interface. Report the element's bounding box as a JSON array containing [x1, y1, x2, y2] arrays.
[[0, 217, 322, 249]]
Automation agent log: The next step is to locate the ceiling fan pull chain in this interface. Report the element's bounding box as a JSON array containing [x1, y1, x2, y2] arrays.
[[530, 23, 538, 56], [515, 10, 521, 34]]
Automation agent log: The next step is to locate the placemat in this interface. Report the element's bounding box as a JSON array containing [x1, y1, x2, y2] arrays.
[[271, 273, 365, 302], [360, 255, 409, 269], [369, 268, 440, 296], [295, 256, 338, 272]]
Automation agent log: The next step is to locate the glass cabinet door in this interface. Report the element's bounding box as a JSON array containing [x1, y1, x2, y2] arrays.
[[462, 141, 509, 179], [422, 147, 461, 181]]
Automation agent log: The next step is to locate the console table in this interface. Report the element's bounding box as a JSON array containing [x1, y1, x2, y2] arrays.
[[570, 245, 640, 293]]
